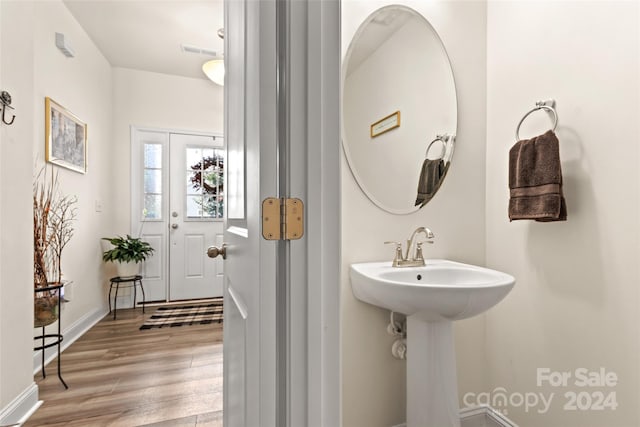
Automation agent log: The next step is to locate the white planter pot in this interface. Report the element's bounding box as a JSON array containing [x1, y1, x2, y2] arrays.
[[116, 261, 141, 279]]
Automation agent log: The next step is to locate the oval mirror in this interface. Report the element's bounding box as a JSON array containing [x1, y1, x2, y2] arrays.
[[342, 5, 457, 214]]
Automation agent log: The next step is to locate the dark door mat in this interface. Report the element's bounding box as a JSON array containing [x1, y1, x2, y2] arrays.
[[139, 300, 223, 330]]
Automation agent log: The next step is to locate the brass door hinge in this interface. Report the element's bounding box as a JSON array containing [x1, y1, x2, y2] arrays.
[[262, 198, 304, 241]]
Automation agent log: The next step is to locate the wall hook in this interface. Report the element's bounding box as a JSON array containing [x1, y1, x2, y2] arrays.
[[1, 91, 16, 125]]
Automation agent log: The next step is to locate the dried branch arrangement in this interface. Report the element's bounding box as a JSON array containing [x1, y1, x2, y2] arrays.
[[33, 167, 77, 287]]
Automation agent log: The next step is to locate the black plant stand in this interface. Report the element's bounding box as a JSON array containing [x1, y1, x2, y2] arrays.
[[34, 283, 68, 389], [108, 275, 145, 320]]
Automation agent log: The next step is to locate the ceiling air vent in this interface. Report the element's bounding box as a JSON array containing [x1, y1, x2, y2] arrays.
[[181, 44, 217, 57]]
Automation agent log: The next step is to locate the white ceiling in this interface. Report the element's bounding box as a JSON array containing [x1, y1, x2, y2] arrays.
[[345, 8, 412, 77], [63, 0, 224, 80]]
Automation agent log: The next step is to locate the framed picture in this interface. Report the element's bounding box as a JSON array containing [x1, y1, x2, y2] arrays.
[[370, 110, 401, 138], [45, 97, 87, 174]]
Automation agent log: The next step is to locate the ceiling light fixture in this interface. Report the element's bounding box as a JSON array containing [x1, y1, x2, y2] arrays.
[[203, 28, 225, 86], [202, 59, 224, 86]]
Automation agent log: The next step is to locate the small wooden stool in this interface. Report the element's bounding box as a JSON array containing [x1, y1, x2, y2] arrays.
[[108, 275, 145, 320]]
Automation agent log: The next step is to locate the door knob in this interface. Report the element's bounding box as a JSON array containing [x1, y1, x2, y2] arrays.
[[207, 244, 227, 259], [171, 223, 178, 229]]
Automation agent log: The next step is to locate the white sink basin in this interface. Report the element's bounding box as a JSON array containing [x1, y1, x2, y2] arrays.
[[350, 259, 515, 427], [350, 259, 515, 321]]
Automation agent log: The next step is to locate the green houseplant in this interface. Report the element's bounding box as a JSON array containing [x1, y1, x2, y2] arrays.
[[102, 235, 155, 278]]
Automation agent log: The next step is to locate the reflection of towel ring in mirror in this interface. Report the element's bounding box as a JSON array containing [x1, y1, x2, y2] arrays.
[[515, 99, 558, 141], [426, 134, 448, 159]]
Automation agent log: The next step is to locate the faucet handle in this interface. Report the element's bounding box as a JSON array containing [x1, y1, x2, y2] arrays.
[[416, 239, 434, 244], [414, 238, 435, 262], [414, 242, 425, 261], [384, 241, 404, 266]]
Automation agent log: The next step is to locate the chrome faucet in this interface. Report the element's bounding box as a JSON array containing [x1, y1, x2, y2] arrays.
[[385, 227, 435, 267]]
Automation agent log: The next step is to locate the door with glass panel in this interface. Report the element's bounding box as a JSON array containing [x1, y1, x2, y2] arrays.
[[132, 128, 223, 302], [169, 133, 224, 300]]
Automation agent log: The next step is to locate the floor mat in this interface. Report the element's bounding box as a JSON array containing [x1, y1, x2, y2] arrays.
[[139, 300, 223, 330]]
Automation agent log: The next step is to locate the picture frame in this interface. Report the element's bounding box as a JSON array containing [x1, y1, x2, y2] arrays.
[[45, 97, 87, 174], [370, 110, 401, 138]]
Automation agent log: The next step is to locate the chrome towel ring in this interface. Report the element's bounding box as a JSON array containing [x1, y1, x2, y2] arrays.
[[426, 134, 449, 159], [515, 99, 558, 141]]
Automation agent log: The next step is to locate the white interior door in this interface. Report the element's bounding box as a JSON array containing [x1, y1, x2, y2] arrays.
[[221, 0, 277, 425], [221, 0, 341, 425], [169, 133, 224, 301]]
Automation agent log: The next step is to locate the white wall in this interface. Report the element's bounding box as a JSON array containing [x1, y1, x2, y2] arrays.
[[33, 0, 115, 335], [485, 2, 639, 426], [111, 67, 223, 233], [341, 2, 487, 426], [0, 1, 38, 419]]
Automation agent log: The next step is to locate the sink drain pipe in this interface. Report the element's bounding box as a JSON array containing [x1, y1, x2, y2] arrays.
[[388, 311, 407, 360]]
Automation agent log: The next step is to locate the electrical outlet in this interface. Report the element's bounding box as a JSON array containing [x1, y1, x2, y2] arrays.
[[95, 199, 103, 212]]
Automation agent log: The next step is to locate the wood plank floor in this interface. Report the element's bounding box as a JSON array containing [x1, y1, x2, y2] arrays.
[[25, 307, 223, 427]]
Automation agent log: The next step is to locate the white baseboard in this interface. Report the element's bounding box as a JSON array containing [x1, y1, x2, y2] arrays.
[[0, 382, 42, 426], [460, 405, 518, 427], [391, 405, 517, 427], [33, 307, 108, 375]]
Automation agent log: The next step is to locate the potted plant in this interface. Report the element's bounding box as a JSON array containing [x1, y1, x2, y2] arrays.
[[33, 167, 77, 327], [102, 235, 155, 278]]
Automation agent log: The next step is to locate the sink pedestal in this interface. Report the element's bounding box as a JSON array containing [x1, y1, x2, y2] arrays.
[[407, 317, 460, 427]]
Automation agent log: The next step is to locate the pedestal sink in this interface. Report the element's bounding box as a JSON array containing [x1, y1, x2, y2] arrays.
[[350, 259, 515, 427]]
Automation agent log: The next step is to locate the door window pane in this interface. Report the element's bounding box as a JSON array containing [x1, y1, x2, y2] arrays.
[[144, 143, 162, 168], [186, 172, 202, 195], [203, 149, 214, 170], [202, 196, 219, 218], [203, 171, 221, 195], [144, 194, 162, 219], [143, 143, 162, 220], [186, 148, 203, 168], [185, 147, 224, 219], [144, 169, 162, 193], [217, 198, 224, 219], [186, 195, 203, 218]]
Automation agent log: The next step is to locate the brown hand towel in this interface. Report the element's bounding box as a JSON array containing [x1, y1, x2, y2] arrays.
[[415, 159, 446, 207], [508, 130, 567, 221]]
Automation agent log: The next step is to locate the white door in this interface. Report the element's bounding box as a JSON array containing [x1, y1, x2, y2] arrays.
[[131, 129, 224, 303], [131, 128, 168, 303], [169, 133, 224, 300], [220, 0, 342, 426], [221, 0, 277, 425]]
